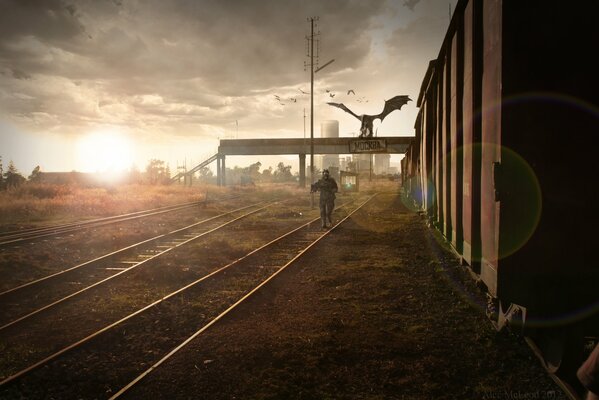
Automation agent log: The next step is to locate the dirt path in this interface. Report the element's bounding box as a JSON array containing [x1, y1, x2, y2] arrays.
[[120, 192, 564, 399]]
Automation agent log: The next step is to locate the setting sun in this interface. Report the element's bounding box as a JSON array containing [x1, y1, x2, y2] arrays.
[[76, 130, 133, 173]]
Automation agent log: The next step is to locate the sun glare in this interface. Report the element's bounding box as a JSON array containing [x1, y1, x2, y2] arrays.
[[76, 130, 133, 173]]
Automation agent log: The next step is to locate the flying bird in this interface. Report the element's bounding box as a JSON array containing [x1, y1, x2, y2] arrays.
[[298, 88, 310, 94], [327, 95, 412, 138], [289, 97, 297, 103], [347, 89, 355, 95], [274, 95, 281, 101], [329, 93, 336, 98], [403, 0, 419, 11]]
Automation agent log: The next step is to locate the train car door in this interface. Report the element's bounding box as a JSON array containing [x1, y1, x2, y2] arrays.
[[461, 0, 482, 271], [450, 22, 463, 255], [435, 63, 444, 232], [442, 53, 452, 241], [480, 0, 502, 296]]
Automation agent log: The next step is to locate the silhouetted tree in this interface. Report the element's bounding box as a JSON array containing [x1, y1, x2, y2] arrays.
[[28, 165, 42, 182], [261, 166, 273, 181], [4, 160, 26, 188], [197, 167, 214, 184], [199, 167, 213, 178], [144, 159, 170, 184], [247, 161, 262, 182], [273, 162, 293, 182], [128, 164, 143, 184]]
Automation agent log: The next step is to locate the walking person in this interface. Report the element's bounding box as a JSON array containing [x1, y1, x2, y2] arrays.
[[311, 169, 338, 229]]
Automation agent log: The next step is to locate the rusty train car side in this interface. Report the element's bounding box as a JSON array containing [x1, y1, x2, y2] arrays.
[[403, 0, 599, 395]]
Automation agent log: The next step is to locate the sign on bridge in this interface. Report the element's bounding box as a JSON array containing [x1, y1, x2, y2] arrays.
[[349, 139, 387, 153]]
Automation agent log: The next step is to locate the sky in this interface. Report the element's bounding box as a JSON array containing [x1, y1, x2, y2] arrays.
[[0, 0, 451, 176]]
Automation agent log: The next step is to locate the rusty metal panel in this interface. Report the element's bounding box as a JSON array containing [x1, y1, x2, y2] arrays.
[[417, 109, 427, 210], [480, 0, 502, 296], [442, 52, 452, 240], [461, 0, 482, 272], [461, 0, 475, 267], [425, 92, 436, 219], [435, 64, 444, 230], [450, 22, 464, 254]]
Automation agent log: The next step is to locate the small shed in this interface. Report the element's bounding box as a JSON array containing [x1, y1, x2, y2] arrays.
[[339, 171, 359, 193]]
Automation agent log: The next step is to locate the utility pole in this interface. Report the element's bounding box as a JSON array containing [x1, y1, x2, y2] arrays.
[[307, 17, 318, 208], [305, 17, 334, 208], [303, 108, 306, 141]]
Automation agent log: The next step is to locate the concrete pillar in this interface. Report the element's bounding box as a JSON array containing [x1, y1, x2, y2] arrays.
[[221, 155, 226, 186], [299, 153, 306, 187], [216, 157, 222, 186]]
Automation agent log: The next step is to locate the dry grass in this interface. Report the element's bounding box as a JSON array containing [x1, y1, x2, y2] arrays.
[[0, 183, 209, 227], [0, 179, 383, 229]]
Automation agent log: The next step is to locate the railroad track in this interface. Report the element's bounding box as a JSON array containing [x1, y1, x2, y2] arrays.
[[0, 193, 376, 399], [0, 194, 241, 247], [0, 200, 274, 330]]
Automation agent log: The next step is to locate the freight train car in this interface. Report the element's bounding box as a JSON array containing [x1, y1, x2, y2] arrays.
[[403, 0, 599, 396]]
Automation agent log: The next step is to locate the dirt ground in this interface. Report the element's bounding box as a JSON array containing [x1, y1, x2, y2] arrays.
[[122, 192, 566, 400]]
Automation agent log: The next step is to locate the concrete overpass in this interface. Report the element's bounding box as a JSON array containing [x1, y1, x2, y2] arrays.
[[213, 136, 413, 186]]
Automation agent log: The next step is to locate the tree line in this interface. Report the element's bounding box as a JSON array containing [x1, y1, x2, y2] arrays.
[[0, 157, 40, 190], [0, 157, 175, 189], [0, 157, 297, 190]]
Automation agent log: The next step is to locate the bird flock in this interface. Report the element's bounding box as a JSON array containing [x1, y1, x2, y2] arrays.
[[273, 88, 368, 106]]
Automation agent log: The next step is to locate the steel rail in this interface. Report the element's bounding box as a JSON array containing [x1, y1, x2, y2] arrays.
[[0, 201, 275, 332], [0, 195, 242, 246], [0, 200, 201, 238], [0, 201, 261, 298], [0, 193, 242, 238], [0, 195, 373, 391], [110, 193, 377, 399], [0, 202, 202, 244]]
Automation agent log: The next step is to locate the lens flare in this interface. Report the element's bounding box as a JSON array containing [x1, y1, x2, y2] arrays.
[[76, 129, 133, 173]]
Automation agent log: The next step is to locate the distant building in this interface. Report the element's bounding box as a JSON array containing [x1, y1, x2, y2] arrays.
[[39, 171, 130, 185], [314, 155, 324, 172], [353, 154, 372, 174], [320, 120, 339, 171], [340, 156, 352, 171], [40, 171, 98, 185], [374, 153, 391, 175]]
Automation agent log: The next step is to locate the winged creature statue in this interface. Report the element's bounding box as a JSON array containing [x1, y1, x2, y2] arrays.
[[327, 95, 412, 138]]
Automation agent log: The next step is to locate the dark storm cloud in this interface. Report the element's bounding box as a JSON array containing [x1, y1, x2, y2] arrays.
[[0, 0, 412, 138], [1, 0, 384, 88], [0, 0, 85, 42], [386, 0, 448, 63], [11, 69, 31, 80]]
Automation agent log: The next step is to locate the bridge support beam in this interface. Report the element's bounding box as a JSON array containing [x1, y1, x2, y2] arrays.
[[216, 154, 226, 186], [299, 153, 306, 187], [221, 155, 226, 186], [216, 157, 221, 186]]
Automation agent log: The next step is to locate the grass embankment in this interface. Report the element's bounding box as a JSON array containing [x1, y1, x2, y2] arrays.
[[0, 178, 399, 229], [0, 184, 213, 228], [0, 182, 317, 229]]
